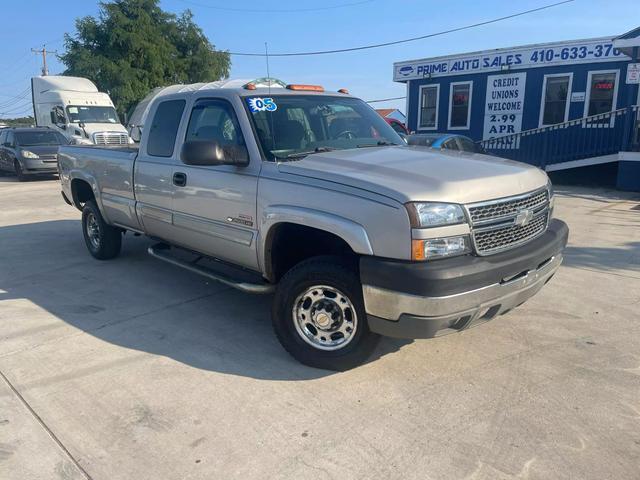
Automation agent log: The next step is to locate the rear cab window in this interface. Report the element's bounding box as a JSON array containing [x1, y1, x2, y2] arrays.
[[147, 100, 186, 157]]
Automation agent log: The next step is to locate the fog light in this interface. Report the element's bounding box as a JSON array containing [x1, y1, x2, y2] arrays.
[[412, 235, 471, 260]]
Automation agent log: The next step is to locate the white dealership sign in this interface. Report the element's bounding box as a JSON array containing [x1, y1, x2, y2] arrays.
[[483, 72, 527, 142], [394, 38, 629, 81]]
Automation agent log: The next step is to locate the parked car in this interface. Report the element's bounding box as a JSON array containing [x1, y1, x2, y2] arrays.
[[384, 117, 409, 135], [408, 133, 484, 153], [0, 127, 67, 180], [58, 80, 568, 370]]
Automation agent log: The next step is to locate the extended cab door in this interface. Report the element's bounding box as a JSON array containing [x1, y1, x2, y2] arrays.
[[170, 97, 259, 270], [134, 98, 187, 241]]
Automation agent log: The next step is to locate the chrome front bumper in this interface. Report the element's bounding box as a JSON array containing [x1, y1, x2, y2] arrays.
[[364, 254, 562, 339]]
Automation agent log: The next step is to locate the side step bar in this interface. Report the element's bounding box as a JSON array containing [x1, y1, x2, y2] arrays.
[[148, 243, 275, 294]]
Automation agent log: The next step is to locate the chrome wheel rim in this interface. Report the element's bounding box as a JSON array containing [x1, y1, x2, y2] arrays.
[[86, 213, 101, 249], [292, 285, 358, 351]]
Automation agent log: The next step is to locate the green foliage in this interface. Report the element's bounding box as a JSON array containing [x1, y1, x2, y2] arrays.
[[60, 0, 230, 116], [0, 116, 35, 127]]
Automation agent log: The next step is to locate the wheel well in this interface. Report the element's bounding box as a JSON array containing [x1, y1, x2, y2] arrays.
[[266, 223, 357, 282], [71, 179, 95, 211]]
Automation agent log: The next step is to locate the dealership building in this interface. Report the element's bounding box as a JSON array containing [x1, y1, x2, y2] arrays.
[[394, 27, 640, 190]]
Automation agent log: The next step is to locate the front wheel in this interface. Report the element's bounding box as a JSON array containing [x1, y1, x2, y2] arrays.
[[14, 160, 26, 181], [82, 200, 122, 260], [272, 256, 379, 370]]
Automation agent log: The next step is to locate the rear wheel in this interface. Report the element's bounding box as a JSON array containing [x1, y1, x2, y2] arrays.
[[272, 256, 379, 370], [82, 200, 122, 260], [14, 160, 26, 181]]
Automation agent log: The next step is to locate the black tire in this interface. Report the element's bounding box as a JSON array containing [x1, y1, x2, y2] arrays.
[[272, 256, 379, 371], [14, 160, 26, 181], [81, 200, 122, 260]]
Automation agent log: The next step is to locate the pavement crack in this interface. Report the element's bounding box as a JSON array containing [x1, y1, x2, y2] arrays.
[[0, 369, 93, 480]]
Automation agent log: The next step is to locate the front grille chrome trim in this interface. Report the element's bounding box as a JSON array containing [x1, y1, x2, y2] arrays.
[[465, 187, 551, 256]]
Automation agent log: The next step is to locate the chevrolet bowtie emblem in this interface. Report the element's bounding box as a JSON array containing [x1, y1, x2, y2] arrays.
[[514, 209, 534, 227]]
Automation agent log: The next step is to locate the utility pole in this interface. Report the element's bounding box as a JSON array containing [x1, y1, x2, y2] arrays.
[[31, 45, 57, 76]]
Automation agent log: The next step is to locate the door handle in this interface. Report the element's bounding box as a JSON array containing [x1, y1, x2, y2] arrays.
[[173, 172, 187, 187]]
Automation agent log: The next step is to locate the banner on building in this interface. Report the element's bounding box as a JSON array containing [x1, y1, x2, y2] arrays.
[[394, 39, 629, 82], [482, 72, 527, 148]]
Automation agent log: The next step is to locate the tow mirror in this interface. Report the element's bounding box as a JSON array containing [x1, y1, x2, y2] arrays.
[[181, 140, 249, 167]]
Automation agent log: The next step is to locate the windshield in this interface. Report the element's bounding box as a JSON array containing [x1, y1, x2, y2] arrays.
[[246, 95, 403, 160], [16, 131, 67, 146], [66, 105, 119, 124]]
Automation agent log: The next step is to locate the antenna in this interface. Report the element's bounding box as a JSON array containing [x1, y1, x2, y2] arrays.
[[31, 45, 57, 76], [264, 41, 275, 156], [265, 42, 271, 95]]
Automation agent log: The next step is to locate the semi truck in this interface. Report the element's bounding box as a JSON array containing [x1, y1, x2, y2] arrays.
[[57, 80, 568, 370], [31, 75, 130, 146]]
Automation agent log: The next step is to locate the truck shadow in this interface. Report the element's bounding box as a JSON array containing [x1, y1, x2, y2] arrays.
[[563, 242, 640, 274], [0, 220, 411, 381]]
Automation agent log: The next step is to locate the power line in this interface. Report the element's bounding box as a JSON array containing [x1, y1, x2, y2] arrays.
[[222, 0, 575, 56], [174, 0, 375, 13], [0, 90, 31, 109], [0, 102, 34, 116], [366, 96, 406, 103]]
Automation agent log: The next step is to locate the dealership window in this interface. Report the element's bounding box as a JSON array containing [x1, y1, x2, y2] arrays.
[[540, 74, 572, 126], [585, 71, 618, 117], [448, 82, 472, 129], [418, 85, 439, 130]]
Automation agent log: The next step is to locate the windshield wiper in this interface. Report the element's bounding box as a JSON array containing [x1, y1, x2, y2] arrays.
[[356, 140, 400, 148], [282, 146, 336, 160]]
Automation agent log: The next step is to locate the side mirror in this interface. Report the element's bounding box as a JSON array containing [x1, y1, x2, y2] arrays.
[[181, 140, 249, 167], [130, 125, 142, 143]]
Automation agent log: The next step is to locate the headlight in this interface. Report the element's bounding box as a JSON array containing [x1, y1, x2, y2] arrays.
[[406, 202, 466, 228], [21, 150, 39, 159], [412, 235, 471, 260], [547, 179, 555, 214]]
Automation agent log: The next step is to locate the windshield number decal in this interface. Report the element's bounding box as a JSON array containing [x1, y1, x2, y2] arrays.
[[247, 97, 277, 113]]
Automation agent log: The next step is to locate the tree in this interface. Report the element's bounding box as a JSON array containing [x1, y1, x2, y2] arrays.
[[60, 0, 230, 117]]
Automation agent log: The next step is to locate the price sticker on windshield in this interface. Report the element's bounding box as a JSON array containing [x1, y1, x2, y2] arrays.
[[247, 97, 277, 112]]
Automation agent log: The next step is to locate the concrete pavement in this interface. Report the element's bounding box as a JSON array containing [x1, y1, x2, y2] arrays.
[[0, 175, 639, 479]]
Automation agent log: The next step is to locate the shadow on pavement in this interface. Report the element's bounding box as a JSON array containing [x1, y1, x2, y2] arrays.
[[0, 220, 410, 381], [563, 242, 640, 273]]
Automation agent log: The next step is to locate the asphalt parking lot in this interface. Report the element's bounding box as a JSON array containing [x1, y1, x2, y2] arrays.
[[1, 175, 639, 480]]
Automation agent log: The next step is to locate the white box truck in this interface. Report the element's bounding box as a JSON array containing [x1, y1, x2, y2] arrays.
[[31, 76, 130, 145]]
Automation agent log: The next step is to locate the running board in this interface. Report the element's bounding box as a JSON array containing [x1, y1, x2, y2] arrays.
[[148, 243, 275, 294]]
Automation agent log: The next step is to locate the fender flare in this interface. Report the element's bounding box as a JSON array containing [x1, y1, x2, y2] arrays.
[[69, 170, 108, 220], [258, 205, 374, 275]]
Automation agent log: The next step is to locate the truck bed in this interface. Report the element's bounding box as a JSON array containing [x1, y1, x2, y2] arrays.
[[58, 144, 141, 231]]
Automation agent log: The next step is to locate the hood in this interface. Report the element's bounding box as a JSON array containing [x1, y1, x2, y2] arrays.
[[277, 146, 548, 205]]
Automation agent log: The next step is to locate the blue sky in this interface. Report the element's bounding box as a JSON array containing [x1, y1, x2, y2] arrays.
[[0, 0, 637, 118]]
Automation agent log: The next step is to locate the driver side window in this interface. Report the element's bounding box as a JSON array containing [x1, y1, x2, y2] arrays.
[[185, 98, 245, 147]]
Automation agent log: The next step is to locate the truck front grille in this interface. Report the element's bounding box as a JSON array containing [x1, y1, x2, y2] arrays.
[[94, 132, 128, 145], [473, 211, 548, 255], [468, 189, 548, 224], [466, 188, 551, 256]]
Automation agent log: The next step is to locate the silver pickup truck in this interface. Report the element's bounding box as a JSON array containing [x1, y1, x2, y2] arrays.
[[58, 80, 568, 370]]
